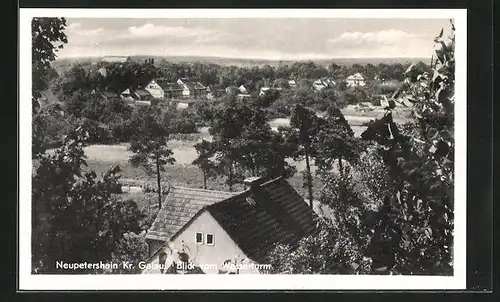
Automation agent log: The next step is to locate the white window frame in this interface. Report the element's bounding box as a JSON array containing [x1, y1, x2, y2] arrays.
[[195, 232, 204, 245], [206, 233, 215, 246]]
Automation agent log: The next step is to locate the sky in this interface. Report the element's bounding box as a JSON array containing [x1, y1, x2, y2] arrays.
[[57, 18, 451, 60]]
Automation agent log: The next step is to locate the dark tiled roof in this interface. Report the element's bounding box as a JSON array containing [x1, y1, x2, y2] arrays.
[[206, 177, 319, 264], [146, 187, 236, 241], [135, 89, 152, 97], [184, 82, 206, 91], [156, 79, 183, 91]]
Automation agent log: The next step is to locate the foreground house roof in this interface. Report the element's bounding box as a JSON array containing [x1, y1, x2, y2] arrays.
[[146, 177, 319, 264], [146, 187, 236, 241], [207, 177, 319, 263]]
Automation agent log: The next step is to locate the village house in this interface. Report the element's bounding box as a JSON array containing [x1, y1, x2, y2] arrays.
[[288, 79, 297, 89], [177, 78, 207, 98], [175, 99, 197, 110], [144, 79, 166, 99], [323, 78, 336, 87], [142, 177, 318, 274], [346, 73, 366, 87], [120, 88, 135, 101], [259, 87, 270, 96], [313, 78, 336, 91], [156, 79, 183, 99], [313, 79, 327, 91], [238, 85, 249, 94]]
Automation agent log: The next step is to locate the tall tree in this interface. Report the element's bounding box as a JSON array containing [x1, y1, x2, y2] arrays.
[[314, 106, 361, 175], [32, 17, 68, 157], [129, 107, 175, 209], [192, 139, 217, 189], [237, 106, 295, 179], [286, 103, 323, 208], [32, 17, 68, 93], [207, 97, 251, 191]]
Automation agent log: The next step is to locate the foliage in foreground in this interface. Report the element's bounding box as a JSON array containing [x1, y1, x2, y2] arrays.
[[32, 128, 146, 273], [268, 21, 455, 275]]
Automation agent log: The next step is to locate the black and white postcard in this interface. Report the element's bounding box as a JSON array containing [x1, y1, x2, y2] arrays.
[[20, 8, 467, 290]]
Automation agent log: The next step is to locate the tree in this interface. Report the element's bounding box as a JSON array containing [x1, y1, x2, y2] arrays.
[[208, 101, 245, 191], [32, 17, 68, 157], [267, 218, 371, 274], [32, 128, 145, 273], [360, 21, 455, 274], [192, 139, 217, 189], [236, 105, 295, 179], [129, 107, 175, 209], [314, 106, 361, 175], [286, 103, 323, 208], [32, 17, 68, 93], [108, 231, 149, 274]]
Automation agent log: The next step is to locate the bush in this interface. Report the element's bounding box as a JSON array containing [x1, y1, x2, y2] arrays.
[[79, 118, 114, 144], [170, 118, 198, 134]]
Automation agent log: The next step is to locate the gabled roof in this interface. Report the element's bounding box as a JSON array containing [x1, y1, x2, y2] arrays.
[[178, 78, 206, 91], [121, 88, 132, 95], [347, 73, 365, 80], [156, 79, 183, 91], [238, 85, 248, 93], [135, 89, 152, 98], [146, 187, 236, 242], [146, 178, 318, 264], [206, 177, 319, 263]]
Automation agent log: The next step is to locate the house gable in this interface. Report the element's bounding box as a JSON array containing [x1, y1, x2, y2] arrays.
[[146, 186, 236, 243], [144, 79, 165, 99], [143, 210, 258, 274], [143, 178, 318, 274], [346, 73, 366, 87], [207, 177, 319, 264]]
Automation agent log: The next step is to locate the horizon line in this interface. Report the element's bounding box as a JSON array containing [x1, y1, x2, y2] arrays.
[[55, 54, 431, 62]]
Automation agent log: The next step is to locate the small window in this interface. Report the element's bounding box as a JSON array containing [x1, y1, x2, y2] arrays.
[[195, 232, 203, 244], [206, 234, 214, 245]]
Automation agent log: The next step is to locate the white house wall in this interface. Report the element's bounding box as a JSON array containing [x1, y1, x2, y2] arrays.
[[145, 80, 165, 99], [142, 211, 260, 274]]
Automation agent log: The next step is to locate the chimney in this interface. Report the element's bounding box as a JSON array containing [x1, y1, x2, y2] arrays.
[[243, 176, 264, 191]]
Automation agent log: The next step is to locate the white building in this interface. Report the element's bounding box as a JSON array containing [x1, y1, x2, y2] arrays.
[[346, 73, 366, 87]]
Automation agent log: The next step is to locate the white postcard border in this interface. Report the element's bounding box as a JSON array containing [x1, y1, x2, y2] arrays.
[[19, 8, 467, 291]]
